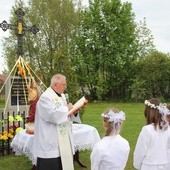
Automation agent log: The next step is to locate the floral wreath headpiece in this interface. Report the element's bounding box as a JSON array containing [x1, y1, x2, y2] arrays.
[[101, 110, 126, 123], [144, 100, 170, 114], [144, 100, 170, 130]]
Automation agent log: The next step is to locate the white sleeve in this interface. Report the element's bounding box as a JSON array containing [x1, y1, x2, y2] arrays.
[[133, 126, 150, 169], [90, 144, 101, 170]]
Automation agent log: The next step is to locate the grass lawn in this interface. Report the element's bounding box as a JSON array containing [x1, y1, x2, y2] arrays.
[[0, 102, 146, 170]]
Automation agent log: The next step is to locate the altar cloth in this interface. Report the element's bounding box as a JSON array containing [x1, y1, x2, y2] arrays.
[[11, 124, 101, 165]]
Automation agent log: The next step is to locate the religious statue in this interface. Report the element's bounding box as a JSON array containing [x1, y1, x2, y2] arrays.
[[25, 78, 40, 134]]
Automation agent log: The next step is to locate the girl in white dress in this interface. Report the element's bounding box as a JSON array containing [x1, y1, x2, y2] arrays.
[[133, 98, 170, 170], [90, 108, 130, 170]]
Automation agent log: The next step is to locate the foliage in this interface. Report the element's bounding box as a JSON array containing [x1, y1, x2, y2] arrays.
[[70, 0, 155, 101], [27, 0, 81, 101], [135, 17, 155, 57], [135, 51, 170, 99], [129, 78, 147, 101]]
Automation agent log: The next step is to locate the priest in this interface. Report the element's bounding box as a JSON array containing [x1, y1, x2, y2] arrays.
[[33, 73, 75, 170]]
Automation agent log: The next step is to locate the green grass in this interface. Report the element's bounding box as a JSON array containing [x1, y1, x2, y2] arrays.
[[0, 102, 145, 170]]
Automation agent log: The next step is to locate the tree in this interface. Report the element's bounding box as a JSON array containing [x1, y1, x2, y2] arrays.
[[71, 0, 138, 100], [134, 51, 170, 100], [135, 17, 155, 57]]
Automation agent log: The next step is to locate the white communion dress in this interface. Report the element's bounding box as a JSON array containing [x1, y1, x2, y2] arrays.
[[90, 134, 130, 170], [134, 124, 170, 170]]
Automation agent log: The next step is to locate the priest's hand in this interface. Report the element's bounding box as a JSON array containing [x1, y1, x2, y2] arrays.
[[67, 103, 73, 110]]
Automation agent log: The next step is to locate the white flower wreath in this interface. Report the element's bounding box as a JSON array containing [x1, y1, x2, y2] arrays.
[[144, 100, 170, 130]]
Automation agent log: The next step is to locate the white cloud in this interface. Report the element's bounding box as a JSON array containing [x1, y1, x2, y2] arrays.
[[0, 1, 15, 73], [122, 0, 170, 53]]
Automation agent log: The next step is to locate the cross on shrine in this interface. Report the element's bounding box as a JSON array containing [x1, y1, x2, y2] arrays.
[[0, 8, 39, 56]]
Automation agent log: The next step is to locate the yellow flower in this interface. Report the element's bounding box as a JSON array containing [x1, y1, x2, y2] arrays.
[[8, 115, 14, 123], [8, 133, 14, 139], [15, 127, 23, 134], [1, 135, 8, 140], [3, 131, 8, 135], [15, 115, 23, 121], [9, 128, 14, 134]]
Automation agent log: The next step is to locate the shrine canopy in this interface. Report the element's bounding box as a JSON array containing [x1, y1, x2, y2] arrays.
[[0, 56, 47, 115]]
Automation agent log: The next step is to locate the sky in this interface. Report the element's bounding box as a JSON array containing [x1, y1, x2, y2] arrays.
[[0, 0, 170, 73]]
